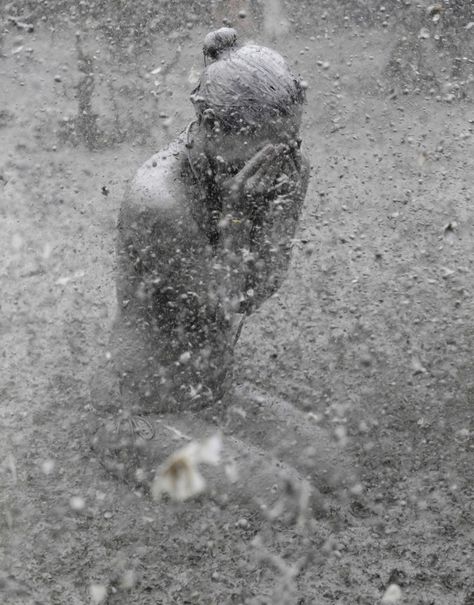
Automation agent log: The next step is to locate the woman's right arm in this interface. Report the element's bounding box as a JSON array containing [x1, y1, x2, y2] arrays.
[[115, 173, 219, 333], [244, 153, 310, 312]]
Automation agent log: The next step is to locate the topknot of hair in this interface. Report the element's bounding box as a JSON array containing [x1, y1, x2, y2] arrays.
[[203, 27, 238, 62]]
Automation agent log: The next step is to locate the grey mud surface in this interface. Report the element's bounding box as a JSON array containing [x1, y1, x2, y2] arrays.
[[1, 13, 473, 605]]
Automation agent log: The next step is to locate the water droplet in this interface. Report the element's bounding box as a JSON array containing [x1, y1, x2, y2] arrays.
[[90, 584, 107, 604], [382, 583, 402, 603], [41, 459, 55, 475], [69, 496, 85, 511]]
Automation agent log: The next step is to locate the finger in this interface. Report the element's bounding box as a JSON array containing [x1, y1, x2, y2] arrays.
[[262, 158, 285, 187], [278, 147, 301, 181], [237, 144, 275, 183], [289, 146, 302, 172], [245, 158, 283, 196], [271, 143, 301, 171], [260, 147, 288, 178], [274, 142, 290, 156]]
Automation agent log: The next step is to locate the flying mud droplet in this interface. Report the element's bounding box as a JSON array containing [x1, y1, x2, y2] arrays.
[[307, 411, 322, 423], [443, 222, 457, 244], [236, 517, 249, 529], [11, 233, 24, 251], [120, 569, 136, 590], [42, 242, 53, 260], [334, 425, 348, 447], [454, 428, 470, 444], [426, 4, 443, 17], [55, 270, 85, 286], [179, 351, 192, 364], [188, 64, 201, 86], [4, 454, 17, 483], [89, 584, 107, 604], [381, 583, 403, 603], [225, 460, 239, 483], [411, 355, 427, 375], [69, 496, 85, 511], [41, 459, 55, 475], [263, 0, 290, 39], [350, 482, 364, 496], [440, 266, 455, 279]]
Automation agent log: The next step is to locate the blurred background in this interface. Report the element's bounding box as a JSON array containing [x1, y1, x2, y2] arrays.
[[1, 1, 473, 604]]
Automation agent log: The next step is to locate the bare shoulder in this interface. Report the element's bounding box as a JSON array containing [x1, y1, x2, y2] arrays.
[[124, 136, 188, 218]]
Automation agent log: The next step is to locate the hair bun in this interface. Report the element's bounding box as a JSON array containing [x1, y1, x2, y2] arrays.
[[203, 27, 238, 62]]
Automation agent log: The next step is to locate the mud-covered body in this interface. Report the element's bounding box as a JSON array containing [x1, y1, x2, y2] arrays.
[[97, 135, 309, 413]]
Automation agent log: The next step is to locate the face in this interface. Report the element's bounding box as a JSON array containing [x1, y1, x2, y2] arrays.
[[200, 109, 302, 175]]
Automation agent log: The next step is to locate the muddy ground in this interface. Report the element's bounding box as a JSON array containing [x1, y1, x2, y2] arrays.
[[1, 4, 473, 604]]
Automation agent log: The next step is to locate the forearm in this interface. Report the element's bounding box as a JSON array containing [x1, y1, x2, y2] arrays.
[[243, 163, 308, 312], [113, 214, 235, 409]]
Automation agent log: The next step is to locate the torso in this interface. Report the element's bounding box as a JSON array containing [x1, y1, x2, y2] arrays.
[[114, 135, 307, 407], [120, 134, 308, 319]]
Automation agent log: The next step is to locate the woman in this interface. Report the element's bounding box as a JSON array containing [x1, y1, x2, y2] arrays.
[[89, 29, 346, 500]]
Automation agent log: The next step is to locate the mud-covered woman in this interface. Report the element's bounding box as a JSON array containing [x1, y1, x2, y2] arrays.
[[89, 29, 348, 500]]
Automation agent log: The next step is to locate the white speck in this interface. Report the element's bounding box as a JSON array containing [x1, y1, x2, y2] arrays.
[[55, 270, 85, 286], [120, 569, 136, 589], [334, 425, 348, 447], [236, 517, 249, 529], [179, 351, 191, 364], [41, 459, 55, 475], [188, 65, 201, 86], [382, 583, 402, 603], [69, 496, 85, 511], [42, 242, 53, 259], [90, 584, 107, 604], [224, 461, 239, 483], [350, 482, 364, 496], [11, 233, 24, 251]]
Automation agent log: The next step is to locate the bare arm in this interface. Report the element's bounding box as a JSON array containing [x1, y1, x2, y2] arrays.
[[114, 142, 220, 321], [242, 154, 310, 312], [213, 145, 310, 315], [116, 197, 209, 325], [107, 154, 236, 411]]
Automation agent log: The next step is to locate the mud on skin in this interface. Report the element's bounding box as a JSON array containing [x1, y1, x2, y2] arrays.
[[1, 3, 473, 604]]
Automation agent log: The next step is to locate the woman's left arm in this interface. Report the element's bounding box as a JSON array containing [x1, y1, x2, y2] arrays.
[[242, 154, 310, 313]]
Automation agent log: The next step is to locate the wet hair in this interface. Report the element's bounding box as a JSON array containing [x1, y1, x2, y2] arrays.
[[191, 28, 305, 133]]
